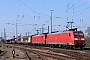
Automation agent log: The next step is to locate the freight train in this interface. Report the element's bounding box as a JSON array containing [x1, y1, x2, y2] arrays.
[[7, 28, 86, 49]]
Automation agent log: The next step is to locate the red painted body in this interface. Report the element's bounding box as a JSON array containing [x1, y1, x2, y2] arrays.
[[45, 29, 85, 48], [46, 31, 74, 45], [32, 34, 46, 44], [46, 31, 85, 46]]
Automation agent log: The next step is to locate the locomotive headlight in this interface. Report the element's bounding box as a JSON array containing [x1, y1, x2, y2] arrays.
[[81, 38, 85, 40], [74, 38, 78, 40]]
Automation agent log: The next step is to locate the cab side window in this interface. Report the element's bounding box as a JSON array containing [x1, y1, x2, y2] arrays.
[[69, 33, 71, 36]]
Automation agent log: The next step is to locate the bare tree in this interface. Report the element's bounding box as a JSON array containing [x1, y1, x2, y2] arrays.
[[85, 27, 90, 47], [85, 27, 90, 38]]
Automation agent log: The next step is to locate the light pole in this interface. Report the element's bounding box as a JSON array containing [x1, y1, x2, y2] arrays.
[[50, 10, 53, 33], [7, 22, 18, 40], [42, 24, 45, 34], [4, 28, 6, 41], [45, 21, 50, 33], [16, 19, 18, 40]]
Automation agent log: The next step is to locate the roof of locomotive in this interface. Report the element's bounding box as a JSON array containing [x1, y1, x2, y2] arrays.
[[66, 29, 83, 34], [50, 28, 83, 35]]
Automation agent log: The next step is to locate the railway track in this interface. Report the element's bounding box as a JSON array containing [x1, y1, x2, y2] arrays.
[[18, 44, 90, 60], [14, 45, 75, 60], [29, 46, 90, 60], [3, 44, 90, 60], [33, 46, 90, 60]]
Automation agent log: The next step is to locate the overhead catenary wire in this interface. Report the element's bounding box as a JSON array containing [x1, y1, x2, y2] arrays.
[[57, 1, 90, 22], [18, 0, 50, 17], [18, 0, 65, 18], [38, 0, 89, 21], [42, 0, 64, 12], [51, 0, 80, 14], [51, 1, 90, 29], [63, 5, 90, 18], [0, 0, 19, 14], [54, 0, 89, 19], [46, 0, 90, 21], [0, 0, 89, 19], [1, 0, 88, 21], [66, 0, 89, 13], [0, 0, 28, 17]]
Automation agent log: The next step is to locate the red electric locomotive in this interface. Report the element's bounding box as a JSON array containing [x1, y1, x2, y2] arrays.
[[31, 34, 47, 45], [46, 28, 86, 49]]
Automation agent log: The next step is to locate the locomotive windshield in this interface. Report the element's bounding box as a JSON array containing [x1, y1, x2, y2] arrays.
[[74, 32, 84, 36]]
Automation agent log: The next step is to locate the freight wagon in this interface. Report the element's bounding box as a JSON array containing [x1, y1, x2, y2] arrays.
[[16, 36, 31, 45]]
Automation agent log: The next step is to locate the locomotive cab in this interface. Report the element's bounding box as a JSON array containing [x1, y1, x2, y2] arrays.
[[73, 31, 86, 49], [68, 28, 86, 49]]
